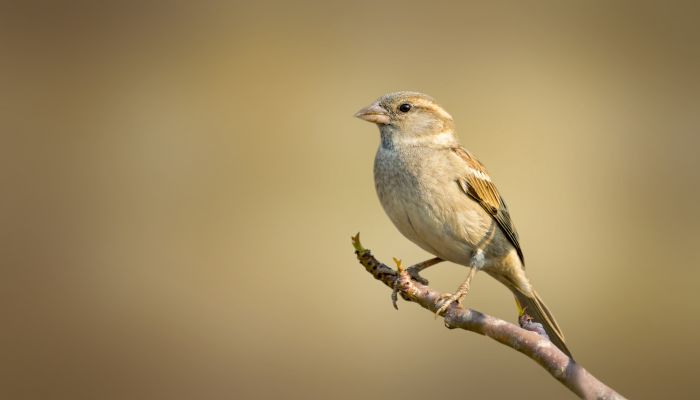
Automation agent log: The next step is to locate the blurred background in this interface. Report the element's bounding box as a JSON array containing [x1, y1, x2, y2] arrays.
[[2, 1, 699, 399]]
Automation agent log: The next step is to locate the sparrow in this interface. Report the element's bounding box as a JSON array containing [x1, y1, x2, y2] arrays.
[[355, 91, 572, 358]]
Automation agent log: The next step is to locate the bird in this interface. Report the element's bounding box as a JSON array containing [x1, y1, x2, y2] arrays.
[[354, 91, 573, 358]]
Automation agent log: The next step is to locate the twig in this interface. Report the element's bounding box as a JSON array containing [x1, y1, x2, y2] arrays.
[[351, 233, 626, 400]]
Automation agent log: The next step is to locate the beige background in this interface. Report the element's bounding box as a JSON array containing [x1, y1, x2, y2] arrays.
[[2, 1, 699, 399]]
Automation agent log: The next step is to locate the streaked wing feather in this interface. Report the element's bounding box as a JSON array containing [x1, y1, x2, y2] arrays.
[[452, 147, 525, 265]]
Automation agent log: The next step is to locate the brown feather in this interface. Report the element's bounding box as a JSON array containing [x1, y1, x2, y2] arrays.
[[452, 146, 525, 265]]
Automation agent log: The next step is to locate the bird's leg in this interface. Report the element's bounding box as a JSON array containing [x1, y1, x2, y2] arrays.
[[435, 266, 477, 317], [405, 257, 442, 285]]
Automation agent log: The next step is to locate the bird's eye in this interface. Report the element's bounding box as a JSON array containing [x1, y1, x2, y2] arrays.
[[398, 103, 412, 113]]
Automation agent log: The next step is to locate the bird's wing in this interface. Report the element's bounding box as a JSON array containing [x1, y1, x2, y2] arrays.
[[451, 146, 524, 265]]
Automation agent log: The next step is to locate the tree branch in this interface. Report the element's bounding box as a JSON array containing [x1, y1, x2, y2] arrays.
[[352, 233, 625, 400]]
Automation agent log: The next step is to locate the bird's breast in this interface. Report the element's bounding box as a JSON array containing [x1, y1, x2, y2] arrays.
[[375, 147, 471, 261], [373, 146, 512, 268], [373, 148, 426, 246]]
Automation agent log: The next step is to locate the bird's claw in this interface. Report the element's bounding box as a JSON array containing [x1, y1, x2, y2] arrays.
[[391, 257, 403, 309], [435, 292, 465, 318], [518, 311, 550, 339], [390, 257, 434, 309], [405, 266, 429, 285]]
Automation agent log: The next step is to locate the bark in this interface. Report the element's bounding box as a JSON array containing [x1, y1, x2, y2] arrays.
[[352, 233, 625, 400]]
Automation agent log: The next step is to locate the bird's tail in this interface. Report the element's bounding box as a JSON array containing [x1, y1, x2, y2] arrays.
[[513, 289, 573, 359]]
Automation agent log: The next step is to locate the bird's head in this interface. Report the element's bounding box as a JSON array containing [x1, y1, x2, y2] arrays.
[[354, 91, 455, 144]]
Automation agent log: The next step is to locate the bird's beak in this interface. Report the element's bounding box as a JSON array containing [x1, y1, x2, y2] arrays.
[[354, 101, 390, 125]]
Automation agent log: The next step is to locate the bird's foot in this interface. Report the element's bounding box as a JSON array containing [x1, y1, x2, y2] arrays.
[[405, 265, 429, 285], [404, 257, 442, 285], [435, 267, 476, 318], [391, 256, 442, 309], [435, 290, 467, 317], [517, 307, 549, 339], [391, 257, 405, 309]]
